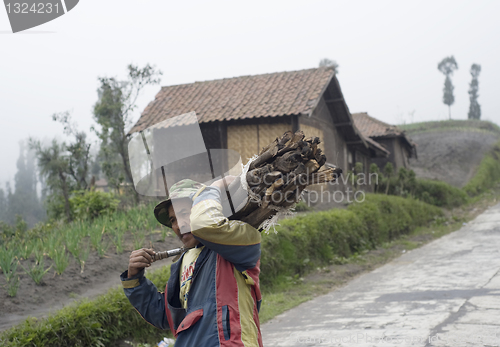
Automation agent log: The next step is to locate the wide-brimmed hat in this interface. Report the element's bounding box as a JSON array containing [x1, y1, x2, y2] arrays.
[[154, 179, 204, 228]]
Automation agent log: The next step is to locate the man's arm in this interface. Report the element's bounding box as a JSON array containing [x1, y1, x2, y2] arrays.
[[120, 248, 169, 330], [189, 183, 261, 272]]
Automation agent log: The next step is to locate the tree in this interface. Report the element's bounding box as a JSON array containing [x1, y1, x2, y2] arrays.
[[29, 139, 73, 221], [383, 162, 394, 195], [369, 163, 380, 193], [319, 58, 339, 74], [0, 187, 7, 223], [468, 64, 481, 120], [3, 142, 45, 226], [92, 64, 162, 197], [437, 56, 458, 119], [30, 112, 93, 221], [52, 112, 91, 190]]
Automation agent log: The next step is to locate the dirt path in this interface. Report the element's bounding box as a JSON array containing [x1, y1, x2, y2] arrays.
[[0, 235, 183, 331]]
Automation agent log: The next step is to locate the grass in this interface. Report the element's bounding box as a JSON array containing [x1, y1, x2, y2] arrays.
[[20, 258, 51, 285], [463, 142, 500, 196], [399, 119, 500, 135], [0, 194, 441, 346], [258, 206, 484, 324], [0, 201, 163, 289], [0, 266, 173, 347]]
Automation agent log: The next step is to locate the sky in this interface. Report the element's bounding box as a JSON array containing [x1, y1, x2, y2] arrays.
[[1, 0, 499, 187]]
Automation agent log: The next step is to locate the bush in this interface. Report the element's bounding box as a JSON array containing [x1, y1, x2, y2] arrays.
[[413, 179, 468, 208], [1, 195, 442, 346], [463, 143, 500, 196], [70, 190, 120, 220], [0, 266, 172, 347], [260, 194, 442, 286]]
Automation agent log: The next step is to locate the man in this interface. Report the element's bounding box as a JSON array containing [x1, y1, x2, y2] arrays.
[[120, 178, 263, 347]]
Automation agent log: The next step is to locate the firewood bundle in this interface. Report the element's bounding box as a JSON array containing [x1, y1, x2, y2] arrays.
[[226, 130, 342, 230]]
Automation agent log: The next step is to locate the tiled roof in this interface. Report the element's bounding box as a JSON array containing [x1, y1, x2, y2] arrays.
[[352, 112, 416, 153], [352, 112, 405, 138], [364, 136, 390, 155], [130, 67, 335, 133]]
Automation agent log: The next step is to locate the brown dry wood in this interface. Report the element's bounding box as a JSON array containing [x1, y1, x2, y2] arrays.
[[226, 130, 342, 230]]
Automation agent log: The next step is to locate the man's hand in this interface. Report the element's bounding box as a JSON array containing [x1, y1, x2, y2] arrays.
[[211, 175, 236, 191], [128, 248, 155, 278]]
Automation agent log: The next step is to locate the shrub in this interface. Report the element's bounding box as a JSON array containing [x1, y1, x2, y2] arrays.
[[70, 190, 120, 220], [0, 195, 442, 346], [463, 143, 500, 196], [260, 194, 442, 286], [413, 179, 468, 208], [0, 266, 173, 347]]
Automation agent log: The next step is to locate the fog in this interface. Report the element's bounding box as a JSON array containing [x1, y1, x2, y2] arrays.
[[1, 0, 499, 185]]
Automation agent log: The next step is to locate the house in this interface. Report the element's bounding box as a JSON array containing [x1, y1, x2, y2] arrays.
[[131, 67, 388, 175], [352, 112, 416, 171]]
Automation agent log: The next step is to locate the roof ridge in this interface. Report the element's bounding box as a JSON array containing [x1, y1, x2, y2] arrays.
[[160, 67, 334, 89], [353, 112, 397, 129]]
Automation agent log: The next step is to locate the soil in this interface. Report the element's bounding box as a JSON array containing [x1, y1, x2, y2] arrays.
[[0, 233, 183, 331], [408, 130, 499, 187]]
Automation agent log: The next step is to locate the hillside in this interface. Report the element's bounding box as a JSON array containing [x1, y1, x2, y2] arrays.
[[401, 120, 500, 187]]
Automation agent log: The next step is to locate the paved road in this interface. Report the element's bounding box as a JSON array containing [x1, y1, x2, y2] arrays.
[[262, 204, 500, 346]]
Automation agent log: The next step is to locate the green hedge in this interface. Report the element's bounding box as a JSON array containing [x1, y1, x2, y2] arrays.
[[1, 194, 442, 346], [463, 143, 500, 196], [0, 267, 172, 347], [260, 194, 442, 285], [413, 179, 468, 208]]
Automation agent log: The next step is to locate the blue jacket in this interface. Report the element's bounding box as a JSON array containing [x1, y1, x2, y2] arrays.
[[121, 186, 263, 347]]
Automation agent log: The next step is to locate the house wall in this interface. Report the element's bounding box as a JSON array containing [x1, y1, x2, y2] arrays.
[[227, 121, 291, 164], [370, 137, 410, 171], [299, 97, 346, 171]]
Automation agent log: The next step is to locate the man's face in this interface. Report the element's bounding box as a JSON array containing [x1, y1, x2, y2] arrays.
[[167, 199, 200, 249]]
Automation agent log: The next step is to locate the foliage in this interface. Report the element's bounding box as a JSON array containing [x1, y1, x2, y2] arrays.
[[437, 56, 458, 119], [382, 162, 394, 194], [0, 266, 173, 347], [293, 201, 312, 212], [20, 258, 51, 285], [260, 194, 441, 286], [29, 113, 94, 222], [463, 142, 500, 196], [52, 112, 93, 190], [0, 245, 17, 278], [0, 194, 440, 346], [52, 247, 70, 275], [1, 142, 45, 227], [92, 64, 162, 195], [413, 179, 468, 208], [468, 64, 482, 120], [318, 58, 339, 74], [29, 139, 74, 221], [369, 163, 381, 193], [400, 119, 500, 135], [70, 190, 120, 220]]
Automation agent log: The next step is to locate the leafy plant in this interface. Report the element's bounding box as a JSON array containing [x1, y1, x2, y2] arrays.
[[7, 273, 20, 297], [53, 247, 70, 275], [21, 258, 52, 285], [70, 190, 119, 220], [79, 241, 90, 273], [18, 240, 36, 261], [0, 245, 17, 276]]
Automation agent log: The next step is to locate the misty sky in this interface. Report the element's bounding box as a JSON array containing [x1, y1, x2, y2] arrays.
[[1, 0, 499, 187]]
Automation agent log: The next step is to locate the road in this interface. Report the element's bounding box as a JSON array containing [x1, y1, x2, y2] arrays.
[[261, 204, 500, 346]]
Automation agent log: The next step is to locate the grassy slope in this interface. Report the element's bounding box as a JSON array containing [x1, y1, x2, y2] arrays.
[[399, 119, 500, 135]]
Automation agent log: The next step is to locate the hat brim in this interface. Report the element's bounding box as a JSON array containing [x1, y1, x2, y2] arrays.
[[154, 199, 173, 228], [154, 197, 192, 228]]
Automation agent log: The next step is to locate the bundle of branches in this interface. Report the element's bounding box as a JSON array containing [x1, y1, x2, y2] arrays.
[[226, 130, 342, 230]]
